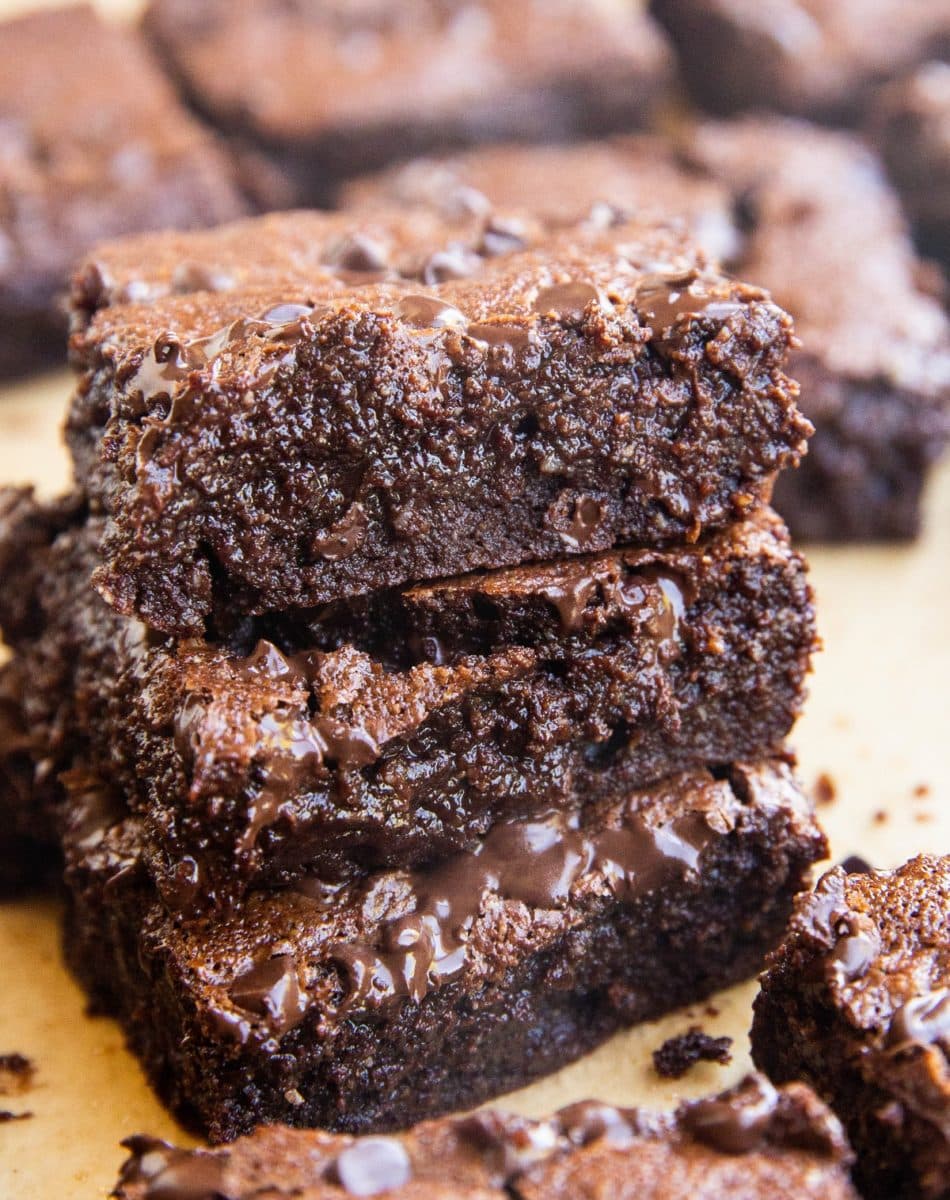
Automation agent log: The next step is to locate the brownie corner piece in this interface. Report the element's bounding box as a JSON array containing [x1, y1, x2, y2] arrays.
[[67, 209, 808, 634], [0, 3, 249, 378], [64, 757, 825, 1141], [751, 855, 950, 1200]]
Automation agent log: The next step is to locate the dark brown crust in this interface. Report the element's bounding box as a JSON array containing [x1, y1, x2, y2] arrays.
[[0, 489, 815, 911], [0, 5, 248, 379], [752, 857, 950, 1200], [64, 758, 826, 1142], [65, 209, 807, 634], [111, 1076, 857, 1200], [142, 0, 675, 204], [650, 0, 950, 122]]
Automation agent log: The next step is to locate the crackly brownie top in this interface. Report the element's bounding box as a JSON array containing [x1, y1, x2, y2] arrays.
[[341, 137, 741, 265], [685, 117, 950, 399], [0, 4, 245, 288], [113, 1076, 854, 1198], [142, 0, 673, 145], [767, 856, 950, 1135], [68, 760, 812, 1039]]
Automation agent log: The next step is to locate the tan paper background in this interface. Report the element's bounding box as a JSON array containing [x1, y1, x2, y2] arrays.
[[0, 2, 948, 1195]]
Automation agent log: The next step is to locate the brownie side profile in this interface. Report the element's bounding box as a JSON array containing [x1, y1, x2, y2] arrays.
[[112, 1075, 857, 1199], [0, 4, 249, 379], [2, 486, 815, 911], [651, 0, 950, 123], [142, 0, 675, 205], [685, 118, 950, 541], [874, 63, 950, 266], [65, 758, 826, 1141], [752, 857, 950, 1200], [349, 125, 950, 541], [66, 211, 807, 634]]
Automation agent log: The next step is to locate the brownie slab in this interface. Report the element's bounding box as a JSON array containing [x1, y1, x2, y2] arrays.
[[66, 210, 807, 634], [112, 1075, 857, 1199], [142, 0, 675, 205], [1, 488, 815, 911], [651, 0, 950, 123], [875, 63, 950, 266], [752, 857, 950, 1200], [0, 4, 249, 379], [64, 757, 826, 1141], [349, 125, 950, 541]]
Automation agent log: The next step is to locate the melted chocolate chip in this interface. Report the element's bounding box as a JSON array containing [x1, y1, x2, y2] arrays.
[[228, 954, 307, 1033], [635, 272, 743, 332], [681, 1076, 780, 1154], [397, 294, 467, 330], [829, 915, 880, 984], [533, 281, 602, 323], [421, 245, 481, 285], [454, 1112, 561, 1182], [559, 496, 606, 551], [325, 233, 390, 274], [888, 989, 950, 1048], [309, 503, 368, 561], [120, 1138, 232, 1200], [479, 217, 528, 257], [330, 806, 712, 1012], [558, 1101, 638, 1147], [467, 321, 534, 350], [171, 262, 235, 295], [332, 1137, 412, 1196], [840, 854, 872, 874]]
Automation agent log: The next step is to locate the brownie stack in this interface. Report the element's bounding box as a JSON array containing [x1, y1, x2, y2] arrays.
[[0, 201, 824, 1140]]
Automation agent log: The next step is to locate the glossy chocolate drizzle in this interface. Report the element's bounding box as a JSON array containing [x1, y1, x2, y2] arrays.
[[118, 1136, 231, 1200], [888, 988, 950, 1049], [329, 804, 712, 1013]]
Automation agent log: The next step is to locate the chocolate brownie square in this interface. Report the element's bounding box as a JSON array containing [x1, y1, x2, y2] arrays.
[[112, 1076, 858, 1199], [64, 757, 826, 1140], [348, 124, 950, 541], [142, 0, 676, 204], [0, 486, 815, 911], [874, 63, 950, 267], [752, 856, 950, 1200], [0, 4, 249, 379], [65, 209, 807, 634], [651, 0, 950, 123]]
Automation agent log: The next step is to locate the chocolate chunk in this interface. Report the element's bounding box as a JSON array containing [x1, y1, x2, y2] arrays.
[[333, 1138, 412, 1196]]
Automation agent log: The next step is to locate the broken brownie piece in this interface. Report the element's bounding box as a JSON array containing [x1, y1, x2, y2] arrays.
[[752, 856, 950, 1200], [874, 62, 950, 266], [65, 757, 826, 1141], [0, 4, 249, 379], [65, 209, 807, 634], [651, 0, 950, 123], [652, 1026, 733, 1079], [349, 123, 950, 540], [112, 1076, 858, 1199], [142, 0, 676, 204], [1, 486, 815, 911]]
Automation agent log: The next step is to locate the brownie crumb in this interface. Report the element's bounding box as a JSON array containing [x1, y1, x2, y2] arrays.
[[840, 855, 873, 875], [0, 1110, 31, 1123], [653, 1026, 733, 1079], [813, 773, 837, 806], [873, 809, 889, 825], [913, 783, 931, 798], [0, 1054, 34, 1096]]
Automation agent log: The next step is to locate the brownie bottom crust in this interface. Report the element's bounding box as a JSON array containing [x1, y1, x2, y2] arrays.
[[752, 858, 950, 1200], [64, 758, 825, 1142]]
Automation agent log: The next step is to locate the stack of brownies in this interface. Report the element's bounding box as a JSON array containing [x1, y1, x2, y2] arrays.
[[0, 197, 824, 1140]]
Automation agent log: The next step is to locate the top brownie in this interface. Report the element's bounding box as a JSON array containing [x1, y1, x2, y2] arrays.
[[67, 208, 807, 635], [651, 0, 950, 123], [142, 0, 676, 204], [0, 3, 249, 379]]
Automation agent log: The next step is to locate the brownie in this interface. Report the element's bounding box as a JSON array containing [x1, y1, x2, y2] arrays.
[[141, 0, 676, 205], [651, 0, 950, 123], [752, 856, 950, 1200], [1, 484, 815, 911], [112, 1075, 858, 1199], [874, 63, 950, 266], [65, 208, 807, 634], [349, 125, 950, 541], [64, 756, 826, 1140], [0, 4, 249, 380]]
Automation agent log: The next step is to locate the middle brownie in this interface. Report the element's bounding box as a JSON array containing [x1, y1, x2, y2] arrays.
[[0, 492, 814, 913]]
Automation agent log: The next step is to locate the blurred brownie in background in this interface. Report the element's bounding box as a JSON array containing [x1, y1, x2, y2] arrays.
[[350, 123, 950, 541], [0, 4, 249, 380], [874, 62, 950, 267], [651, 0, 949, 123], [142, 0, 676, 205]]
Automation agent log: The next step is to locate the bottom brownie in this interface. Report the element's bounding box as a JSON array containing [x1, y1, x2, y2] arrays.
[[64, 758, 825, 1143], [113, 1074, 857, 1199], [752, 857, 950, 1200]]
